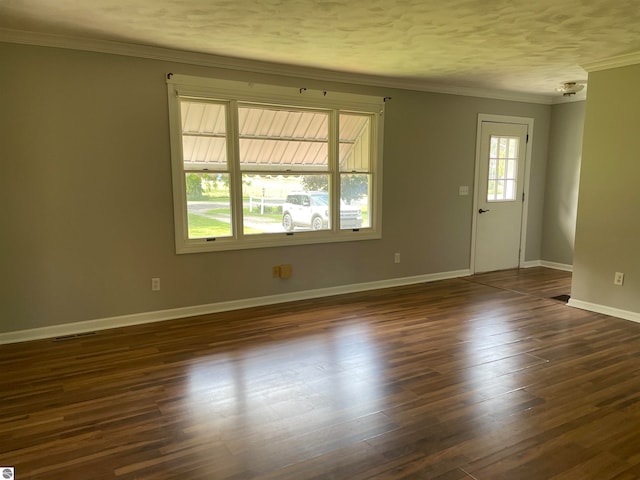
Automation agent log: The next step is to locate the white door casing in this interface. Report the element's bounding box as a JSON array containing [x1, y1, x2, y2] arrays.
[[472, 115, 533, 273]]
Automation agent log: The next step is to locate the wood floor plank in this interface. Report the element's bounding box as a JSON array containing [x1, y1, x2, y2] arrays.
[[2, 267, 640, 479]]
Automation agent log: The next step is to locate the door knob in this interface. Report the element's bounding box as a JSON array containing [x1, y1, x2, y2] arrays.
[[478, 208, 490, 214]]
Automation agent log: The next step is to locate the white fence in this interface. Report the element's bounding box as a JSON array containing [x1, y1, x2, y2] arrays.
[[248, 196, 285, 214]]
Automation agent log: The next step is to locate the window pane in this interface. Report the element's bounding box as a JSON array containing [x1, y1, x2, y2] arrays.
[[182, 136, 227, 169], [499, 138, 508, 158], [340, 114, 371, 172], [238, 106, 329, 171], [242, 174, 331, 234], [490, 137, 498, 157], [487, 180, 496, 200], [487, 135, 519, 202], [508, 138, 518, 158], [185, 173, 232, 239], [340, 174, 368, 229], [181, 101, 227, 169], [488, 159, 497, 178]]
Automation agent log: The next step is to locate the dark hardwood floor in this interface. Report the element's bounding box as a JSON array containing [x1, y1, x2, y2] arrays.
[[2, 267, 640, 479]]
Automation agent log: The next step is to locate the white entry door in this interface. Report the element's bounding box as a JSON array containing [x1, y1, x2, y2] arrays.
[[474, 121, 529, 273]]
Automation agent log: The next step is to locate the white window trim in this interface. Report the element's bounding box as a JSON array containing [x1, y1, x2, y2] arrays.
[[166, 74, 385, 253]]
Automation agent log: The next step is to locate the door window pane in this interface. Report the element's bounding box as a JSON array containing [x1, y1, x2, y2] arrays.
[[487, 136, 519, 202]]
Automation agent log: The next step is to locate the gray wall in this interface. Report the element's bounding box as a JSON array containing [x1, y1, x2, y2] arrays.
[[541, 101, 585, 266], [572, 64, 640, 314], [0, 42, 551, 333]]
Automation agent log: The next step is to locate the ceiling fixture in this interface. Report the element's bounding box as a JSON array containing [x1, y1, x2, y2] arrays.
[[556, 81, 585, 97]]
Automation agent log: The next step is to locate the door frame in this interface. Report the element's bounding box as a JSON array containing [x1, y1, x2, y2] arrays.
[[470, 114, 534, 274]]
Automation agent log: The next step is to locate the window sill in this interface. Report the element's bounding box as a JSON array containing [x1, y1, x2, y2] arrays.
[[175, 229, 381, 254]]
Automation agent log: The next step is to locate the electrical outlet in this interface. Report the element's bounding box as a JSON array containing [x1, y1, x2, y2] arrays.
[[614, 272, 624, 286], [394, 253, 401, 264], [151, 278, 161, 291]]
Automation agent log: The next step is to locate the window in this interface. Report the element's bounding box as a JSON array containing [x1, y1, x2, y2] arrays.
[[167, 75, 384, 253], [487, 135, 519, 202]]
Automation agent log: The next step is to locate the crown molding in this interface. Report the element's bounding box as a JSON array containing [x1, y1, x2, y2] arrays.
[[582, 50, 640, 72], [0, 27, 554, 104]]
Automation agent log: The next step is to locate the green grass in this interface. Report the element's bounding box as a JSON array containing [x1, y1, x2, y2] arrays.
[[243, 207, 283, 220], [188, 214, 231, 238], [188, 214, 264, 237]]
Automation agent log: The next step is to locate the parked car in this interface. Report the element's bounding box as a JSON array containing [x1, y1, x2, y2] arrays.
[[282, 192, 362, 231]]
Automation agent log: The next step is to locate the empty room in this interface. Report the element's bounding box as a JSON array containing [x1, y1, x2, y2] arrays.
[[1, 1, 640, 479]]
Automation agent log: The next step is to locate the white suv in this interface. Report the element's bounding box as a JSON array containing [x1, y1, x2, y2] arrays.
[[282, 192, 362, 231]]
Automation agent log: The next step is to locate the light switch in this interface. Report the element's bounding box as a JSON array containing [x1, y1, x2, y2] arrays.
[[459, 186, 469, 196]]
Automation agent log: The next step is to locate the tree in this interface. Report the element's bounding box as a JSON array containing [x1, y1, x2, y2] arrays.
[[185, 173, 204, 200], [340, 174, 368, 204], [301, 174, 368, 204], [301, 175, 328, 192]]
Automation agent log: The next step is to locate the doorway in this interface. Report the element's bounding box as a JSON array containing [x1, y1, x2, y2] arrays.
[[472, 115, 533, 273]]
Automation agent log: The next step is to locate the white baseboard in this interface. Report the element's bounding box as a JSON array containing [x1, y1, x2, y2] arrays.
[[520, 260, 541, 268], [568, 299, 640, 324], [540, 261, 573, 272], [0, 269, 471, 345], [521, 260, 573, 272]]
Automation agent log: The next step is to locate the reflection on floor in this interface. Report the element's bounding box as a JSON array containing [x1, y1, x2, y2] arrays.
[[466, 266, 572, 299]]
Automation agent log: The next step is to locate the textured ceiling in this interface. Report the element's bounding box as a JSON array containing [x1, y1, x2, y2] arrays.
[[2, 0, 640, 99]]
